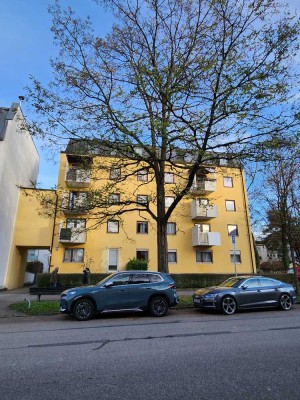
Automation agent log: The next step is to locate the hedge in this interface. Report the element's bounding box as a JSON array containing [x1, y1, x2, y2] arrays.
[[35, 272, 296, 289]]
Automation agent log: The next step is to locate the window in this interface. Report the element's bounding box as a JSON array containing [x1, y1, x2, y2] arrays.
[[243, 278, 259, 288], [108, 193, 120, 204], [195, 223, 210, 232], [137, 170, 148, 181], [63, 248, 84, 262], [165, 196, 174, 208], [228, 225, 238, 236], [108, 249, 118, 271], [230, 250, 241, 263], [68, 191, 88, 210], [196, 250, 213, 263], [223, 177, 233, 187], [137, 195, 148, 206], [259, 278, 277, 288], [109, 167, 121, 180], [66, 219, 86, 229], [165, 172, 174, 183], [137, 221, 148, 234], [107, 273, 130, 285], [136, 250, 149, 261], [168, 250, 177, 263], [167, 222, 176, 235], [107, 220, 119, 233], [225, 200, 236, 211], [198, 198, 209, 206], [131, 274, 150, 284]]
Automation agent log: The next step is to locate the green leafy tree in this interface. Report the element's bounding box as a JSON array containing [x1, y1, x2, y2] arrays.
[[27, 0, 300, 273]]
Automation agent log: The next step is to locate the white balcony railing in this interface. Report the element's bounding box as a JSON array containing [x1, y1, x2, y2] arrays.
[[190, 178, 216, 194], [192, 227, 221, 247], [59, 227, 86, 244], [190, 200, 218, 220]]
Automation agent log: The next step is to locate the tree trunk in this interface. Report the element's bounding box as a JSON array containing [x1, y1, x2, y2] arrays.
[[157, 217, 168, 273]]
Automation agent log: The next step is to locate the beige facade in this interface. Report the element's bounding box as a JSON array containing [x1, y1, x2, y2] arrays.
[[7, 146, 256, 288], [48, 151, 255, 276]]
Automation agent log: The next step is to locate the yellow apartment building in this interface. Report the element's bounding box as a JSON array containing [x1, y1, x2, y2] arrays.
[[6, 141, 256, 288]]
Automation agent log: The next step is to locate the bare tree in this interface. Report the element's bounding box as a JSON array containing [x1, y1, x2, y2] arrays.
[[27, 0, 300, 273]]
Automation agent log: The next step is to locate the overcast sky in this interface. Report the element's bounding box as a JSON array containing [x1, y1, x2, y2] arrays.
[[1, 0, 299, 187]]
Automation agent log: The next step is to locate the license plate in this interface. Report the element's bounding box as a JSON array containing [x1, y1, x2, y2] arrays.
[[194, 298, 202, 303]]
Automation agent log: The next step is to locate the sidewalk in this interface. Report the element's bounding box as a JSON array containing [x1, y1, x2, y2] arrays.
[[0, 287, 194, 318]]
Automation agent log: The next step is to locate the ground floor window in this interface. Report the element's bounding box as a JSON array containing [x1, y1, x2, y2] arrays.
[[63, 248, 84, 262], [136, 250, 149, 261], [168, 250, 177, 263], [230, 250, 241, 263], [196, 250, 213, 263], [108, 249, 119, 271]]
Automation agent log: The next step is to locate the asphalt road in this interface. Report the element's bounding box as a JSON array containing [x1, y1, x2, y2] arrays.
[[0, 306, 300, 400]]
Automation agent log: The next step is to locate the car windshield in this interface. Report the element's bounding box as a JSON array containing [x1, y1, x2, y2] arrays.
[[97, 274, 115, 286], [218, 277, 244, 287]]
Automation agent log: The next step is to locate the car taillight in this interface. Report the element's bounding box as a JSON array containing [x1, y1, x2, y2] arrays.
[[168, 284, 176, 289]]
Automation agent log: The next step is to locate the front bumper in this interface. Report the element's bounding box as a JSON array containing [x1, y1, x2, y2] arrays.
[[193, 295, 219, 310]]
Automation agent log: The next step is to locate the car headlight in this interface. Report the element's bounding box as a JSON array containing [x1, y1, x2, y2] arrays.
[[203, 293, 218, 300], [66, 290, 77, 296]]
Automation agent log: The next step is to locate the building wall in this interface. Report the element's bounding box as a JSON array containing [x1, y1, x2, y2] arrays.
[[0, 104, 39, 289], [49, 152, 256, 275], [5, 189, 55, 289]]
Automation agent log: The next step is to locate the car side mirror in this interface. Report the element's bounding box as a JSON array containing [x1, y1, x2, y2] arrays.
[[241, 285, 247, 290], [104, 282, 113, 288]]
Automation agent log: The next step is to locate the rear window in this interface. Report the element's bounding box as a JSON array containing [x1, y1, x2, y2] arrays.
[[149, 274, 163, 283]]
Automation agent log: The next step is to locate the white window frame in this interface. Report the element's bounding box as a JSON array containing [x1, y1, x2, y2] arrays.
[[228, 224, 238, 236], [165, 172, 174, 183], [109, 167, 121, 180], [107, 220, 119, 233], [165, 196, 174, 208], [63, 248, 84, 263], [167, 222, 176, 235], [137, 221, 148, 234], [223, 177, 233, 187], [137, 169, 148, 182], [168, 250, 177, 263], [225, 200, 236, 211], [107, 248, 119, 272], [196, 250, 213, 263], [230, 250, 241, 264], [108, 193, 120, 204], [137, 195, 148, 207]]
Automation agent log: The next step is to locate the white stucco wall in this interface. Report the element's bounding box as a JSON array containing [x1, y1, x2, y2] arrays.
[[0, 105, 39, 289]]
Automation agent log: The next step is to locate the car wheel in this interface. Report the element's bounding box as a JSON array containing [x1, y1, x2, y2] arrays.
[[221, 296, 237, 315], [149, 296, 169, 317], [73, 299, 94, 321], [279, 294, 292, 311]]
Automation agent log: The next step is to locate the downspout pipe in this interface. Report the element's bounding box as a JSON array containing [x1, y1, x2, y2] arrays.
[[240, 167, 255, 274], [49, 191, 59, 272]]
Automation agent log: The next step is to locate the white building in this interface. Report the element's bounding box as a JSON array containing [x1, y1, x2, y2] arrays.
[[0, 102, 39, 290]]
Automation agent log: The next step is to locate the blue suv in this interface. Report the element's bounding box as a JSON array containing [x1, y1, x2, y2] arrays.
[[60, 271, 179, 321]]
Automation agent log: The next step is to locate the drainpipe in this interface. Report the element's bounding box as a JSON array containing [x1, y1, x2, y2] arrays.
[[49, 191, 59, 272], [240, 167, 255, 274]]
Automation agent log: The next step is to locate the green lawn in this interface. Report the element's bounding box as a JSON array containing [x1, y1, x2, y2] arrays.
[[9, 300, 60, 315]]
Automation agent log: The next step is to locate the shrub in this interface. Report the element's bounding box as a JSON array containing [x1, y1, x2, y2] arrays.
[[126, 258, 149, 270]]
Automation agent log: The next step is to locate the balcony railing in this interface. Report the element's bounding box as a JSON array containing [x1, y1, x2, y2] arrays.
[[190, 178, 216, 194], [65, 168, 91, 188], [59, 227, 86, 244], [192, 227, 221, 247], [191, 201, 218, 220]]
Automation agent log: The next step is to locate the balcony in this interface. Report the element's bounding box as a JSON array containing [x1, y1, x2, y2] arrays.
[[65, 168, 91, 188], [192, 227, 221, 247], [59, 227, 86, 244], [190, 178, 216, 194], [191, 200, 218, 220]]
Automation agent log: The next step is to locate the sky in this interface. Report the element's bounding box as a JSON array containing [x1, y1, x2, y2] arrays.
[[0, 0, 113, 187], [1, 0, 300, 188]]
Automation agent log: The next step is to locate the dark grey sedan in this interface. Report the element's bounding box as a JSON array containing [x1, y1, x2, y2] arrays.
[[193, 276, 297, 315]]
